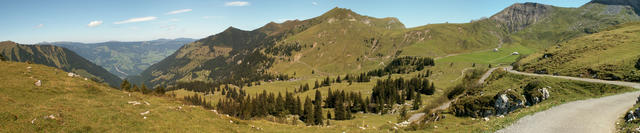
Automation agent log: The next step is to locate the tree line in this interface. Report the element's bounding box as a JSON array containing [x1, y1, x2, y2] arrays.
[[371, 76, 435, 111], [367, 56, 435, 77], [120, 79, 166, 95]]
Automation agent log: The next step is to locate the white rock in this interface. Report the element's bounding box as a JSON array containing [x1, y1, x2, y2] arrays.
[[483, 117, 490, 121], [140, 111, 150, 115], [144, 101, 150, 105], [128, 101, 141, 105], [540, 88, 550, 100], [495, 94, 509, 115], [230, 120, 233, 123], [34, 80, 42, 87], [27, 66, 32, 69], [84, 78, 88, 81], [143, 116, 147, 119], [68, 72, 75, 77], [47, 114, 55, 119], [31, 118, 36, 124]]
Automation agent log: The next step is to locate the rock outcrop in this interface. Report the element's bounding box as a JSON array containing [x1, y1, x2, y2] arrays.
[[494, 90, 526, 116], [491, 2, 553, 32], [590, 0, 640, 14]]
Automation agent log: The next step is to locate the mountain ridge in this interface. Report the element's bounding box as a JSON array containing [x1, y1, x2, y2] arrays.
[[0, 41, 121, 87]]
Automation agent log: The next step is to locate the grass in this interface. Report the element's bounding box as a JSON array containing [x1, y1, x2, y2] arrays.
[[411, 69, 635, 132], [617, 103, 640, 132], [437, 44, 535, 65], [516, 22, 640, 82], [0, 61, 411, 132]]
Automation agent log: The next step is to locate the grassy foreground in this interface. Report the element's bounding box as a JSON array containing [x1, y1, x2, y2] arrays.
[[0, 61, 402, 132]]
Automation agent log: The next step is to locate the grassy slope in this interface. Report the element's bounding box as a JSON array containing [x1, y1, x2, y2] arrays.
[[0, 41, 121, 87], [0, 61, 399, 132], [516, 22, 640, 81], [415, 69, 634, 132]]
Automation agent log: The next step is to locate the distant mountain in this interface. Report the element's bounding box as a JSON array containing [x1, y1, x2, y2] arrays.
[[138, 0, 640, 88], [50, 38, 195, 78], [0, 41, 121, 87]]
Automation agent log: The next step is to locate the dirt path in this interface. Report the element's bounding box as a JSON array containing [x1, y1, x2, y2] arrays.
[[496, 66, 640, 133], [477, 67, 499, 84]]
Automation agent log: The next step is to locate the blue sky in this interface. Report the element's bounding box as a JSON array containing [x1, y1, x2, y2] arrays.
[[0, 0, 591, 44]]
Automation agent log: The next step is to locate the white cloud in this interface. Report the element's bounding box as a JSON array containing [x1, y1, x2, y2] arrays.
[[34, 24, 44, 28], [225, 1, 250, 6], [166, 9, 192, 15], [87, 20, 103, 27], [169, 18, 180, 22], [114, 16, 157, 24], [312, 2, 318, 6]]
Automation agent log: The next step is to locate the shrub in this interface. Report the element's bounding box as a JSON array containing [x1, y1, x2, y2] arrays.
[[636, 58, 640, 70], [523, 80, 544, 105], [450, 95, 495, 118]]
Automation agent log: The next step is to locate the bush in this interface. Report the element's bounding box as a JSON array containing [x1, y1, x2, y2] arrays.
[[450, 96, 495, 118], [447, 85, 466, 99], [523, 80, 544, 105], [636, 58, 640, 70]]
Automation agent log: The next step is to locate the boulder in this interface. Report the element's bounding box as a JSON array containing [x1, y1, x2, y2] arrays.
[[627, 111, 636, 122], [68, 72, 75, 77], [540, 87, 550, 100], [495, 94, 509, 115], [34, 80, 41, 87], [494, 90, 526, 116]]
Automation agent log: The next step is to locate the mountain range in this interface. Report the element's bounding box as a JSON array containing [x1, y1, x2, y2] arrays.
[[136, 0, 640, 88], [48, 38, 195, 78]]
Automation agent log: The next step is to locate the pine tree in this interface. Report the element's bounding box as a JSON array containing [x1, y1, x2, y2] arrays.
[[141, 84, 148, 94], [413, 93, 422, 110], [154, 86, 166, 95], [120, 80, 131, 91], [296, 96, 303, 116], [132, 85, 139, 93], [325, 88, 333, 108], [314, 90, 324, 125], [334, 99, 345, 120], [399, 106, 408, 121], [314, 80, 320, 89], [303, 97, 315, 125]]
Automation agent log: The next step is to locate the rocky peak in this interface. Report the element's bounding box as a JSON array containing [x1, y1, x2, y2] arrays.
[[491, 2, 553, 32], [589, 0, 640, 14]]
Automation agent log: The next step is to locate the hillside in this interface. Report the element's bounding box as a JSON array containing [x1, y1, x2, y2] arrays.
[[515, 22, 640, 82], [0, 41, 121, 87], [138, 1, 640, 88], [0, 61, 376, 132], [51, 38, 195, 78]]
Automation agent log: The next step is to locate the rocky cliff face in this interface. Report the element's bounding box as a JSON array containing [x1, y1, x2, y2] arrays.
[[491, 2, 553, 32], [591, 0, 640, 14]]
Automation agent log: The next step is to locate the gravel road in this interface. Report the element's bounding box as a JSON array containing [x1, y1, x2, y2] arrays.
[[496, 67, 640, 133]]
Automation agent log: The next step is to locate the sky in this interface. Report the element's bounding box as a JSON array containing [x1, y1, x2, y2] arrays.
[[0, 0, 592, 44]]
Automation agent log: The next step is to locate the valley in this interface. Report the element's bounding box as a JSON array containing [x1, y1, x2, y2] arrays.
[[2, 0, 640, 132]]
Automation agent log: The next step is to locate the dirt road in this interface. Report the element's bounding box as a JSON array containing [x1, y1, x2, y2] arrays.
[[496, 67, 640, 133]]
